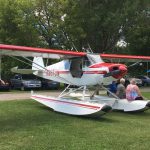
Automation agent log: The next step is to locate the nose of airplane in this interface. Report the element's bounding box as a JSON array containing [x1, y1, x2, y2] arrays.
[[119, 65, 127, 74], [108, 64, 127, 79]]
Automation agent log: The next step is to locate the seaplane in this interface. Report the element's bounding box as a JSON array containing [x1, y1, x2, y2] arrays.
[[0, 44, 150, 116]]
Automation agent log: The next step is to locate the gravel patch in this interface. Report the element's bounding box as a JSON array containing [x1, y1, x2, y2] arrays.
[[0, 87, 149, 101], [0, 91, 60, 101]]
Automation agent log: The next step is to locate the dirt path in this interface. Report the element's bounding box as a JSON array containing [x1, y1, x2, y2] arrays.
[[0, 91, 60, 101], [0, 87, 149, 101]]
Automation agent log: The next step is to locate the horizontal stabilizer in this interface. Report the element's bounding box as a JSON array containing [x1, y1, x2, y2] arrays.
[[11, 66, 35, 74]]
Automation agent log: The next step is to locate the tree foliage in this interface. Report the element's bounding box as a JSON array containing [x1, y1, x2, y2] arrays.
[[64, 0, 149, 53], [0, 0, 149, 52], [124, 0, 150, 55]]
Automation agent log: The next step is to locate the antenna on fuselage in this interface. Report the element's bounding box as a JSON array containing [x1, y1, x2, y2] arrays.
[[87, 43, 93, 53], [82, 43, 93, 54]]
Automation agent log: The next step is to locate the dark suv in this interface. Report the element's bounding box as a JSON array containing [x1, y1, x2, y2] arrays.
[[10, 74, 41, 90], [0, 79, 10, 91], [137, 75, 150, 86], [41, 79, 60, 90]]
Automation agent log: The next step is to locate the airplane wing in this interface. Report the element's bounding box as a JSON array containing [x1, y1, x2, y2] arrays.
[[0, 44, 86, 59], [100, 54, 150, 62], [0, 44, 150, 61]]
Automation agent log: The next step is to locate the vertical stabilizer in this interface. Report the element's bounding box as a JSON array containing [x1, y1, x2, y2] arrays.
[[32, 57, 45, 70]]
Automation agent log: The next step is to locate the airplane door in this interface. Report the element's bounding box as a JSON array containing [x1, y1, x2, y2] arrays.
[[70, 58, 83, 78]]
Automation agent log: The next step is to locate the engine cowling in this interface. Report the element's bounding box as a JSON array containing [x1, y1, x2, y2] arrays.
[[90, 62, 127, 79], [107, 64, 127, 79]]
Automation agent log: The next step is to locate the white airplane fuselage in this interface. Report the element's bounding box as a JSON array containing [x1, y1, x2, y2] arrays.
[[33, 57, 127, 86]]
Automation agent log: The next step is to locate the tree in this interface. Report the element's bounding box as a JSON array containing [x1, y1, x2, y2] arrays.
[[124, 0, 150, 55], [0, 0, 39, 46], [26, 0, 68, 48], [63, 0, 124, 52], [64, 0, 149, 54], [0, 0, 39, 79]]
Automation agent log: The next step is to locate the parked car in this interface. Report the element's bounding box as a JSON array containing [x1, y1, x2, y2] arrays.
[[41, 79, 60, 90], [64, 84, 79, 88], [125, 78, 142, 87], [136, 75, 150, 86], [10, 74, 41, 91], [0, 79, 10, 91]]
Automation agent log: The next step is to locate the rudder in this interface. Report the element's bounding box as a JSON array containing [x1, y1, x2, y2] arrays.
[[32, 57, 45, 70]]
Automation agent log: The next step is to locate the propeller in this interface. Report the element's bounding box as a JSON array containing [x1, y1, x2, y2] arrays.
[[104, 61, 142, 79], [104, 65, 127, 79], [104, 70, 121, 77], [127, 61, 142, 69]]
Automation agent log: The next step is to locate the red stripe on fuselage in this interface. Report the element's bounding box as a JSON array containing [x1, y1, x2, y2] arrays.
[[83, 71, 107, 74], [89, 62, 124, 68], [52, 70, 107, 75]]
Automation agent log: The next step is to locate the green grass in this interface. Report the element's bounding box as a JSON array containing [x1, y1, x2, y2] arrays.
[[0, 94, 150, 150], [142, 92, 150, 99]]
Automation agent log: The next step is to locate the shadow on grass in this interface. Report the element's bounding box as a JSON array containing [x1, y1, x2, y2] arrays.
[[0, 112, 53, 133], [38, 105, 118, 123], [0, 107, 116, 135], [1, 100, 149, 134], [0, 101, 63, 133], [30, 102, 150, 123], [112, 109, 150, 117]]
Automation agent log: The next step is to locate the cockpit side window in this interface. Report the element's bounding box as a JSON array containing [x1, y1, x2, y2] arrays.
[[64, 60, 70, 70], [83, 56, 91, 67]]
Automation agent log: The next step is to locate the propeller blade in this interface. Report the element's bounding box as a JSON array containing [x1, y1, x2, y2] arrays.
[[127, 62, 143, 69], [104, 70, 121, 77]]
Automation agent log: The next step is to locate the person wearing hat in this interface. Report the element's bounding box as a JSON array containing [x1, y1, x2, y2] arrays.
[[116, 78, 126, 99]]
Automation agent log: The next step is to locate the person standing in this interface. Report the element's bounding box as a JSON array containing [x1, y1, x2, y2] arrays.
[[116, 78, 126, 99]]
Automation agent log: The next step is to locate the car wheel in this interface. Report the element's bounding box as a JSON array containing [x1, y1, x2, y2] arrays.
[[21, 86, 25, 91], [146, 83, 149, 86], [143, 82, 148, 86], [11, 85, 14, 89], [142, 82, 146, 86]]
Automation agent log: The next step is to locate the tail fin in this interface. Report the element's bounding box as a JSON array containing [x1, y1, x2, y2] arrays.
[[32, 57, 45, 70]]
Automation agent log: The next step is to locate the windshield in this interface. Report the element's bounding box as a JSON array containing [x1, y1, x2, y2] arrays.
[[144, 76, 150, 79], [15, 74, 38, 80]]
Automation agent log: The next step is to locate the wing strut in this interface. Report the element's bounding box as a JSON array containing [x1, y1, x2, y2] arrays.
[[58, 85, 89, 100]]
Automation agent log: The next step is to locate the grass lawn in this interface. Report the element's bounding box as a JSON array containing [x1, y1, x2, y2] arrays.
[[0, 93, 150, 150]]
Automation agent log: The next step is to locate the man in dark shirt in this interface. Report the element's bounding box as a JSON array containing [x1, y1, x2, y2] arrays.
[[116, 78, 126, 99]]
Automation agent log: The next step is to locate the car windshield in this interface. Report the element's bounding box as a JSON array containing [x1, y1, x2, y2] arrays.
[[144, 76, 150, 79], [21, 75, 37, 80], [140, 76, 150, 79]]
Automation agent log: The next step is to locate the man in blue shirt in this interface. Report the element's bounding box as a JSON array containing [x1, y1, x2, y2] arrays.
[[107, 81, 117, 96]]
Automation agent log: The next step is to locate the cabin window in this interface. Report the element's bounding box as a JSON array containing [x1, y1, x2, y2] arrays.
[[64, 60, 70, 70]]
